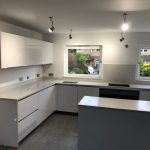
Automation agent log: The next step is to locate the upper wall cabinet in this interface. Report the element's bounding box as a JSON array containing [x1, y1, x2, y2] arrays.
[[0, 32, 53, 68], [1, 32, 26, 68]]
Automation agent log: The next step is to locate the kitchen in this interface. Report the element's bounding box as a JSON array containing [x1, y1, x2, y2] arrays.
[[0, 0, 150, 150]]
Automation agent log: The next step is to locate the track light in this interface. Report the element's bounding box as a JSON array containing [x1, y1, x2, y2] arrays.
[[121, 13, 129, 31], [69, 29, 72, 39], [120, 32, 124, 42], [49, 17, 55, 32], [125, 44, 129, 48]]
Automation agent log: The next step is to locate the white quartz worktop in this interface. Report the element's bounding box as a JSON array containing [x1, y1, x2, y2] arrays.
[[0, 78, 60, 100], [55, 79, 150, 90], [79, 96, 150, 112], [0, 77, 150, 101]]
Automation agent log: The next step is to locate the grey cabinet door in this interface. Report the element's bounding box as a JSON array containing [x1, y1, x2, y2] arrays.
[[78, 86, 99, 103], [57, 85, 78, 113], [139, 90, 150, 101]]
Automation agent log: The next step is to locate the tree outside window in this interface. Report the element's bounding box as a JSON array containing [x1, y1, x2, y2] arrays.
[[140, 49, 150, 77]]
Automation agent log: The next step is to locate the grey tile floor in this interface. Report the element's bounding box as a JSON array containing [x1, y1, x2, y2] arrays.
[[0, 112, 78, 150]]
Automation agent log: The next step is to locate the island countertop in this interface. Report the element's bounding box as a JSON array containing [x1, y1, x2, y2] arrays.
[[79, 96, 150, 112]]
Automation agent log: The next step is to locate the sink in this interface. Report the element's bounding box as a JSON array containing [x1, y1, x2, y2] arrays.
[[62, 81, 78, 84]]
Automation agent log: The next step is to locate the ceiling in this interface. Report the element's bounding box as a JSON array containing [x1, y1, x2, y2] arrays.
[[1, 0, 150, 34]]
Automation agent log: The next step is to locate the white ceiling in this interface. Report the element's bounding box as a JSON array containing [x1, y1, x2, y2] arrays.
[[1, 0, 150, 33]]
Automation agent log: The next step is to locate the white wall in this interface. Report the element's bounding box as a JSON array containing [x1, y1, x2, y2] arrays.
[[0, 20, 43, 85], [44, 32, 150, 84], [0, 20, 42, 39]]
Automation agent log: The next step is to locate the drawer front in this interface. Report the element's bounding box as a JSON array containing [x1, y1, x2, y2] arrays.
[[18, 94, 38, 121], [18, 110, 38, 142]]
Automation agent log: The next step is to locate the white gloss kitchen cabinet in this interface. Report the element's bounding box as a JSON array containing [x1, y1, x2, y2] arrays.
[[0, 85, 55, 147], [0, 32, 53, 68], [37, 86, 56, 125], [1, 32, 26, 68], [25, 38, 53, 65], [57, 85, 78, 113]]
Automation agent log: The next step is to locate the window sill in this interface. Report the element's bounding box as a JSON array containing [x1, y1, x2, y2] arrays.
[[135, 77, 150, 81], [64, 74, 102, 80]]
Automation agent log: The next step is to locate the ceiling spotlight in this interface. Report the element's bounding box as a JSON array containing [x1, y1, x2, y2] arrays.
[[120, 32, 124, 42], [125, 44, 129, 48], [121, 13, 129, 31], [69, 29, 72, 39], [48, 17, 55, 32]]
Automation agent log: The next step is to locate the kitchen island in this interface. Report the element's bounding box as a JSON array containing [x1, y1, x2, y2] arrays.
[[78, 96, 150, 150]]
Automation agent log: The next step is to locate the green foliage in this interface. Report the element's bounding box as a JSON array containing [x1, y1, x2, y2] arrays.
[[75, 53, 88, 63], [75, 53, 89, 74], [70, 68, 84, 74], [140, 58, 150, 76]]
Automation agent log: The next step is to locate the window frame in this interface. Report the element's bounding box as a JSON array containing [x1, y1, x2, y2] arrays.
[[136, 45, 150, 81], [64, 45, 103, 79]]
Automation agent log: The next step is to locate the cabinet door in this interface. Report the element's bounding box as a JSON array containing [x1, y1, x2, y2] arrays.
[[78, 86, 99, 103], [1, 32, 26, 68], [57, 85, 78, 113], [37, 86, 56, 125], [47, 86, 56, 114], [43, 42, 53, 64], [139, 90, 150, 101], [25, 38, 43, 65]]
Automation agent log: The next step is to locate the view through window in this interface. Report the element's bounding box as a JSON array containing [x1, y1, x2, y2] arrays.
[[139, 48, 150, 78], [65, 45, 102, 78]]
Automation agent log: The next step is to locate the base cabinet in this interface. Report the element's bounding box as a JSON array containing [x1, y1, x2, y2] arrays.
[[57, 85, 99, 113], [139, 90, 150, 101], [37, 86, 56, 125], [57, 85, 78, 113], [0, 85, 55, 147], [18, 110, 38, 142], [78, 86, 99, 103]]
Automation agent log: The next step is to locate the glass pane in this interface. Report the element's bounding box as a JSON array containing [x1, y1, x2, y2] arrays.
[[140, 49, 150, 77], [68, 47, 101, 75]]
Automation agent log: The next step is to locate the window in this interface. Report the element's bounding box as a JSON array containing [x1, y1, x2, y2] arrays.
[[137, 47, 150, 80], [64, 45, 102, 78]]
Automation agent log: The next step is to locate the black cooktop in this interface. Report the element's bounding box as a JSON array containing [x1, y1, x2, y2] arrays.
[[108, 83, 130, 87]]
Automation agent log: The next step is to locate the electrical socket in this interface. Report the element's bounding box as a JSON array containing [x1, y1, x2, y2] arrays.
[[48, 73, 54, 76], [19, 77, 23, 81], [37, 74, 40, 77]]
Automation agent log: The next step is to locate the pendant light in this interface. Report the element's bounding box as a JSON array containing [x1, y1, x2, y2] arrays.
[[121, 13, 129, 31]]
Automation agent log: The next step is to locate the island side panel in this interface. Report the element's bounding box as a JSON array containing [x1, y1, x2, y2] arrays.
[[78, 105, 150, 150], [0, 99, 18, 147]]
